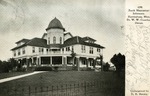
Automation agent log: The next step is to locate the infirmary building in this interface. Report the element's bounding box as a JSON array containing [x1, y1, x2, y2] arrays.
[[11, 18, 105, 70]]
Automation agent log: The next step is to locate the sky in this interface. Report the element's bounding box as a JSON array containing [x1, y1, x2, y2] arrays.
[[0, 0, 125, 62]]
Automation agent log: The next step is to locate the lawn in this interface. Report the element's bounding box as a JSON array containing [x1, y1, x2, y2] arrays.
[[0, 71, 125, 96], [0, 72, 31, 79]]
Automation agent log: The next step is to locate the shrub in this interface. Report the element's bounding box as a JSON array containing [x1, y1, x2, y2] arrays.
[[53, 66, 58, 72], [34, 66, 53, 71]]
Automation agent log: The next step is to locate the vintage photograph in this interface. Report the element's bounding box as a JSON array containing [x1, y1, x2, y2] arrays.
[[0, 0, 125, 96]]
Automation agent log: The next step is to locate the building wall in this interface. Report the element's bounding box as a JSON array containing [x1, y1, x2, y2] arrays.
[[73, 44, 101, 56], [47, 29, 64, 44], [13, 44, 101, 59]]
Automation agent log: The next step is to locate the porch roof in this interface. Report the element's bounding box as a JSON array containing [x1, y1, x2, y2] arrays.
[[62, 36, 105, 48]]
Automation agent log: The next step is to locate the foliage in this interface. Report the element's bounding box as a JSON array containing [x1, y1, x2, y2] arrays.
[[110, 53, 125, 72], [103, 62, 110, 71], [34, 66, 53, 71], [0, 58, 19, 73]]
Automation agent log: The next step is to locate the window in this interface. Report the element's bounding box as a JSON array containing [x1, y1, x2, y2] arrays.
[[82, 60, 86, 65], [53, 36, 56, 44], [72, 46, 74, 51], [97, 48, 100, 52], [46, 49, 48, 52], [32, 47, 35, 53], [89, 47, 93, 54], [39, 47, 41, 52], [18, 49, 20, 55], [60, 37, 62, 44], [39, 48, 43, 52], [22, 47, 25, 54], [41, 48, 44, 52], [48, 37, 50, 44], [66, 46, 70, 51], [81, 45, 86, 53], [14, 51, 16, 56]]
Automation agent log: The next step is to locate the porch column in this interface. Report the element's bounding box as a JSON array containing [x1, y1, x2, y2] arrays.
[[26, 58, 29, 68], [39, 57, 41, 65], [86, 57, 89, 68], [76, 56, 80, 71], [62, 56, 64, 65], [36, 57, 38, 66], [63, 56, 67, 68], [50, 56, 52, 66], [26, 58, 28, 66], [21, 58, 23, 67], [64, 56, 67, 65], [28, 58, 31, 67], [31, 57, 33, 67], [93, 58, 96, 68]]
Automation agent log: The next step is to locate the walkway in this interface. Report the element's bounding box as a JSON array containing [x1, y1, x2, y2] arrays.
[[0, 71, 45, 83]]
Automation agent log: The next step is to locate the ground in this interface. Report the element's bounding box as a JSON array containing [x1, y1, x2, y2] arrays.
[[0, 72, 31, 79], [0, 71, 125, 96]]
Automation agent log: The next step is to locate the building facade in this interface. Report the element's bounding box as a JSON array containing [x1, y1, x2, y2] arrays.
[[11, 18, 105, 70]]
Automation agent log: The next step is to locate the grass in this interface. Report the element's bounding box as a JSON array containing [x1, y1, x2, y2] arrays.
[[0, 72, 31, 79], [0, 71, 125, 96]]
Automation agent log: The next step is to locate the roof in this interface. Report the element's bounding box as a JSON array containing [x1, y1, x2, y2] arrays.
[[42, 33, 47, 39], [11, 44, 26, 51], [64, 32, 73, 37], [48, 44, 61, 49], [15, 39, 30, 44], [62, 36, 105, 48], [11, 38, 48, 50], [82, 36, 96, 42], [26, 38, 47, 47], [11, 38, 61, 50], [11, 36, 105, 51], [46, 17, 65, 31]]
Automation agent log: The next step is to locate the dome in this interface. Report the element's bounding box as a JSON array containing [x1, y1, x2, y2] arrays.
[[46, 17, 65, 31]]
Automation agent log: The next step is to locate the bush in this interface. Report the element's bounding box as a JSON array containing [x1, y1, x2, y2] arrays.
[[34, 66, 53, 71], [53, 66, 58, 72]]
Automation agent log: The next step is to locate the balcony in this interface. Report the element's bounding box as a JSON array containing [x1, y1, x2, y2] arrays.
[[38, 50, 71, 55]]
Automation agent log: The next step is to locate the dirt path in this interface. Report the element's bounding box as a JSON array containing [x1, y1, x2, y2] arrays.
[[0, 71, 45, 83]]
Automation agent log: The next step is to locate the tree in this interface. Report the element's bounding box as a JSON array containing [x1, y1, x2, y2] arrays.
[[70, 47, 77, 70], [103, 62, 110, 71], [0, 58, 19, 73], [8, 58, 18, 71], [110, 53, 125, 72]]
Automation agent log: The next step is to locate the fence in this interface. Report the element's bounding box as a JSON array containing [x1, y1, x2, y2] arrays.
[[0, 81, 124, 96]]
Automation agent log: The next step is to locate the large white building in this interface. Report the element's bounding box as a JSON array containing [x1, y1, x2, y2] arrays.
[[11, 18, 105, 70]]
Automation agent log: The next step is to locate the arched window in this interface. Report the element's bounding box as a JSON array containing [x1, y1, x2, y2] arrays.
[[60, 37, 62, 44], [53, 36, 56, 44], [48, 37, 50, 44]]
